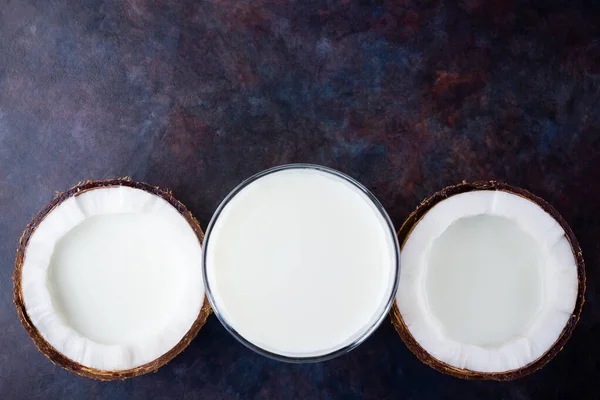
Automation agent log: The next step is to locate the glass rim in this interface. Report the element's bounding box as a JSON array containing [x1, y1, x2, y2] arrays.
[[201, 163, 401, 363]]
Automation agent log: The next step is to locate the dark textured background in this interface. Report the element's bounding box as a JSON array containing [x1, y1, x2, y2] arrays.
[[1, 0, 599, 398]]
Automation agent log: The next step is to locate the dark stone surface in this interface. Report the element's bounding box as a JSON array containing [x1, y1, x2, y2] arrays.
[[1, 0, 599, 398]]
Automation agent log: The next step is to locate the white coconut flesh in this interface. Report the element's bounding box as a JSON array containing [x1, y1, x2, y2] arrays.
[[396, 190, 578, 373], [21, 186, 204, 371]]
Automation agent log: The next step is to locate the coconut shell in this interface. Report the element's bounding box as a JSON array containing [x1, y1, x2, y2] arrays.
[[390, 181, 586, 380], [14, 178, 212, 381]]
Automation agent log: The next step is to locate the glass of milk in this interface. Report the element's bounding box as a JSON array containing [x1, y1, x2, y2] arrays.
[[202, 164, 400, 362]]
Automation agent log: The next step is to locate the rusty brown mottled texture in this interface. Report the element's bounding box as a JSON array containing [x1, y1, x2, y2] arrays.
[[1, 0, 599, 397]]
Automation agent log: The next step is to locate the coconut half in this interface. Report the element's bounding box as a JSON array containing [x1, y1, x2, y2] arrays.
[[391, 181, 585, 380], [14, 179, 211, 380]]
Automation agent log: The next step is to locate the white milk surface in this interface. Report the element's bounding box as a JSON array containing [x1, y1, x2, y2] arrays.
[[426, 215, 543, 347], [205, 168, 397, 357], [48, 213, 193, 345]]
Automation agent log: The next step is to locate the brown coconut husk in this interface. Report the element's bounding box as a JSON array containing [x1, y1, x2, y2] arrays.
[[14, 178, 211, 381], [390, 181, 585, 380]]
